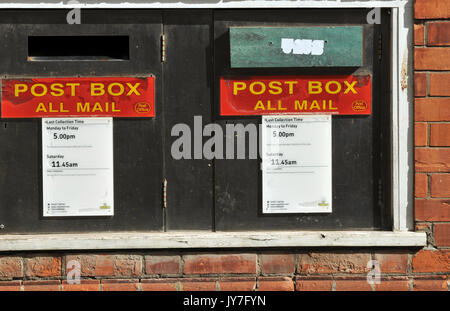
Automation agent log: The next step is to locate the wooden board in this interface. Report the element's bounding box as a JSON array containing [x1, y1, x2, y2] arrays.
[[230, 26, 363, 68], [0, 10, 165, 233], [0, 8, 392, 234], [0, 231, 427, 251], [214, 9, 390, 231], [163, 10, 214, 230]]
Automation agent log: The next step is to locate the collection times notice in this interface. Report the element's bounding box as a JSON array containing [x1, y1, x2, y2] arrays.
[[262, 115, 332, 214], [42, 117, 114, 217]]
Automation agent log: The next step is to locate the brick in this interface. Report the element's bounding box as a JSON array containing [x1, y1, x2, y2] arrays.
[[373, 253, 408, 274], [257, 277, 294, 291], [65, 255, 142, 277], [113, 255, 142, 277], [0, 256, 23, 278], [415, 123, 428, 147], [430, 73, 450, 96], [415, 0, 450, 19], [415, 222, 432, 232], [374, 277, 410, 291], [101, 279, 139, 291], [62, 280, 100, 291], [23, 280, 61, 291], [414, 24, 425, 46], [414, 72, 427, 97], [297, 252, 371, 274], [431, 174, 450, 197], [141, 279, 178, 291], [25, 256, 61, 277], [65, 255, 113, 277], [0, 281, 21, 291], [430, 123, 450, 146], [145, 255, 180, 275], [294, 277, 333, 291], [183, 254, 256, 275], [415, 98, 450, 122], [412, 249, 450, 273], [415, 148, 450, 172], [413, 276, 447, 291], [415, 174, 428, 197], [415, 199, 450, 221], [179, 278, 217, 291], [434, 223, 450, 247], [415, 48, 450, 70], [259, 254, 295, 275], [428, 21, 450, 46], [334, 277, 372, 291], [219, 277, 256, 291]]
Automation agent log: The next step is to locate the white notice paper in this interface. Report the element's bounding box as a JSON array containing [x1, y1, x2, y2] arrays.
[[262, 115, 332, 213], [42, 118, 114, 217]]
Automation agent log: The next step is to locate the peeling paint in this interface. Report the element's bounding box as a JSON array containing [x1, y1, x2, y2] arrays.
[[281, 38, 325, 55], [401, 49, 408, 92]]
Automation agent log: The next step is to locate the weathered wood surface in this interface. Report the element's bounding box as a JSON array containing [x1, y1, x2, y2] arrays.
[[0, 231, 427, 251], [230, 26, 363, 67]]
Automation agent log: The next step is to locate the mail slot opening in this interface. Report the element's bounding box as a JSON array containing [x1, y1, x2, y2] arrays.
[[28, 36, 130, 61]]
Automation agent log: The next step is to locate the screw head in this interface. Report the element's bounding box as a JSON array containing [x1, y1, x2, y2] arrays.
[[0, 224, 5, 229]]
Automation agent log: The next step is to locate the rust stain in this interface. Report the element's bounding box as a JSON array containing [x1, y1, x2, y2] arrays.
[[356, 75, 370, 87], [401, 50, 408, 92]]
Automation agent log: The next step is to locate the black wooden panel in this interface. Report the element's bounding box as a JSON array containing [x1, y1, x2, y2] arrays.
[[163, 10, 214, 230], [0, 24, 160, 77], [213, 9, 391, 231], [0, 10, 164, 233], [0, 8, 392, 234], [374, 9, 393, 230], [0, 9, 163, 24]]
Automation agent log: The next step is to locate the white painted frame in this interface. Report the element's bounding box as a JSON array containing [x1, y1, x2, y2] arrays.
[[0, 0, 422, 250]]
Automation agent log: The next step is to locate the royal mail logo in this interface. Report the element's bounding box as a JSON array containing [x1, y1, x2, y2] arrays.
[[134, 102, 151, 113], [352, 100, 367, 112]]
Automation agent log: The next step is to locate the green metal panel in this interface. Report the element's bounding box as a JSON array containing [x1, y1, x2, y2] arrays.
[[230, 26, 363, 68]]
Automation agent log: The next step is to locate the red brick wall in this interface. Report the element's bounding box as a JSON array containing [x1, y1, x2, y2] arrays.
[[0, 1, 449, 291], [0, 251, 448, 291], [414, 0, 450, 260]]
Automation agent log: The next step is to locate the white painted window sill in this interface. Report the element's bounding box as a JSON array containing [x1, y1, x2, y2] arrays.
[[0, 231, 426, 251]]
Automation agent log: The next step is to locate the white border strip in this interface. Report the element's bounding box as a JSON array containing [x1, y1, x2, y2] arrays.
[[0, 231, 426, 251], [0, 0, 409, 9], [391, 3, 414, 231], [397, 3, 414, 231], [391, 7, 401, 231]]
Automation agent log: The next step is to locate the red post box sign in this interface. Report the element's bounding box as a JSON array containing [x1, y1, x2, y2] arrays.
[[220, 75, 372, 116], [1, 77, 155, 118]]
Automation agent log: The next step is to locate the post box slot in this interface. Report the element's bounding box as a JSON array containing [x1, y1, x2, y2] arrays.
[[27, 36, 130, 61]]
